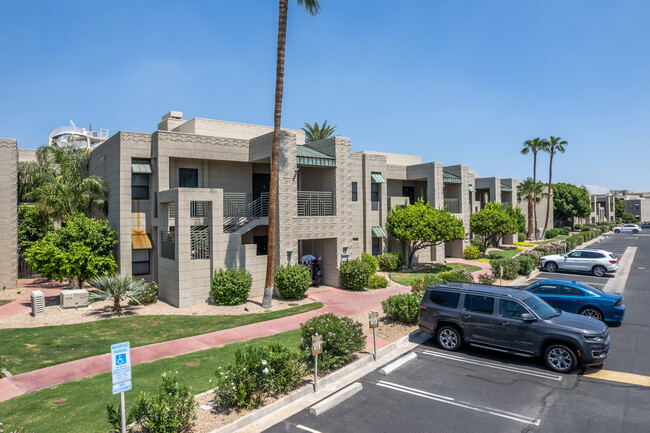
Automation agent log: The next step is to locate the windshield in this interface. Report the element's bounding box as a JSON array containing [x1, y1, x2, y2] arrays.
[[522, 295, 558, 319], [575, 282, 604, 295]]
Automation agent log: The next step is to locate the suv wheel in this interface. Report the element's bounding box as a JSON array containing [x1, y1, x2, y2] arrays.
[[633, 229, 639, 234], [592, 265, 606, 277], [614, 229, 620, 233], [436, 325, 462, 351], [580, 307, 603, 321], [544, 344, 578, 373], [545, 262, 558, 272]]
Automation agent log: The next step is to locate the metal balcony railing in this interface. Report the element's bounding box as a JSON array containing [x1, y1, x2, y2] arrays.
[[297, 191, 335, 216], [190, 201, 209, 218], [223, 192, 269, 232], [444, 198, 461, 213]]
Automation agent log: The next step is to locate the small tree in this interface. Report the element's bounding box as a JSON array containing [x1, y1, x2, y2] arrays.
[[552, 183, 591, 228], [18, 204, 53, 250], [23, 213, 118, 289], [470, 202, 519, 253], [89, 274, 146, 313], [614, 197, 625, 219], [505, 204, 526, 234], [386, 198, 465, 267], [620, 212, 638, 223]]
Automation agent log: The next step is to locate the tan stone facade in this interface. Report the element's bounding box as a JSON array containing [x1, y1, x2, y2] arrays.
[[0, 139, 18, 290]]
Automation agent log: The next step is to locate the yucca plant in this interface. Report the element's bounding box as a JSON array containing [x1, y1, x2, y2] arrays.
[[89, 274, 146, 313]]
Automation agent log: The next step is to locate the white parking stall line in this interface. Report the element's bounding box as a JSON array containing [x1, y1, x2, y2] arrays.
[[416, 349, 563, 381], [376, 380, 540, 426], [296, 425, 323, 433]]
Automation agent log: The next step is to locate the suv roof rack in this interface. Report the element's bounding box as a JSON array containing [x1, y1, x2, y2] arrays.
[[434, 281, 521, 298]]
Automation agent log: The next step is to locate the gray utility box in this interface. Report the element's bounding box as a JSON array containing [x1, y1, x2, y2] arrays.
[[60, 289, 89, 309], [31, 290, 46, 317]]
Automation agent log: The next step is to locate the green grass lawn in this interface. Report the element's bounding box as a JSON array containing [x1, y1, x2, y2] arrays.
[[0, 302, 322, 375], [391, 263, 481, 286], [530, 234, 569, 245], [487, 247, 521, 260], [0, 330, 302, 433], [0, 299, 11, 306]]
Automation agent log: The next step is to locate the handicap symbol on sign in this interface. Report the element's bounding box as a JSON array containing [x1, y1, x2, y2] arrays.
[[116, 353, 127, 366]]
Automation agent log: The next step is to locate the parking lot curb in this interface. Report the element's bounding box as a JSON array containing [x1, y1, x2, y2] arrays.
[[309, 382, 363, 416], [208, 330, 429, 433], [379, 352, 418, 375]]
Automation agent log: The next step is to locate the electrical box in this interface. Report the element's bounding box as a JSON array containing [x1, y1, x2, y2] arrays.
[[60, 289, 89, 309], [31, 290, 46, 317]]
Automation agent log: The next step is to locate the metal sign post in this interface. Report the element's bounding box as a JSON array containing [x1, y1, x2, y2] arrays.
[[500, 265, 503, 286], [312, 334, 323, 392], [111, 342, 132, 433], [369, 310, 379, 360]]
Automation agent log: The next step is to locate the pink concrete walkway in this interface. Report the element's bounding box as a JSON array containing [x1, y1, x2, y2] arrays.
[[0, 278, 69, 318], [0, 285, 409, 402]]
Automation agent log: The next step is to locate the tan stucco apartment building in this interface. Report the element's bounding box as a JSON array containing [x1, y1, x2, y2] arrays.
[[2, 111, 548, 306]]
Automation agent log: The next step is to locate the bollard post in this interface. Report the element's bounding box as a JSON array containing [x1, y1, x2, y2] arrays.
[[312, 334, 323, 392], [369, 310, 379, 361]]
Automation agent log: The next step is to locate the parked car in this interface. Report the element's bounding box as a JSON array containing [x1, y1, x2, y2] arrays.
[[418, 282, 610, 373], [522, 280, 625, 322], [640, 222, 650, 230], [540, 249, 618, 277], [612, 224, 642, 234]]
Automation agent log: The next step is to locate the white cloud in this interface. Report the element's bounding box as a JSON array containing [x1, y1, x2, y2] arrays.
[[583, 184, 609, 194]]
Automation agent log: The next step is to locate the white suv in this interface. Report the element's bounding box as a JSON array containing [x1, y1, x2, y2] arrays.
[[613, 224, 642, 234], [540, 249, 618, 277]]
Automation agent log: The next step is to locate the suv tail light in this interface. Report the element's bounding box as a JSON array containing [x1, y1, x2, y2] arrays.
[[609, 260, 616, 264], [420, 306, 427, 310], [615, 299, 622, 306]]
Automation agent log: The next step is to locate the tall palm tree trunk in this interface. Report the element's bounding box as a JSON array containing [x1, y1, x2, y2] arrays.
[[533, 154, 538, 239], [262, 0, 288, 309], [543, 152, 554, 235], [527, 199, 534, 240]]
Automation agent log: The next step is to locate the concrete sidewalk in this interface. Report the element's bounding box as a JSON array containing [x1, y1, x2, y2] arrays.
[[0, 285, 409, 402], [0, 278, 69, 318]]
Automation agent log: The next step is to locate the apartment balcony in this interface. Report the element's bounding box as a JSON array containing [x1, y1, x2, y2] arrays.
[[223, 192, 268, 232], [444, 198, 461, 214], [298, 191, 335, 216]]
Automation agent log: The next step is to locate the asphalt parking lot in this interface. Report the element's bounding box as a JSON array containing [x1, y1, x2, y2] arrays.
[[266, 234, 650, 433]]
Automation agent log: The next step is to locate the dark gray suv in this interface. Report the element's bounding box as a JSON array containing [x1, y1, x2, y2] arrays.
[[418, 283, 610, 373]]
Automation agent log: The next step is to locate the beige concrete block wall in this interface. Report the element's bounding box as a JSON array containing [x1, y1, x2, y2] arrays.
[[0, 139, 18, 289]]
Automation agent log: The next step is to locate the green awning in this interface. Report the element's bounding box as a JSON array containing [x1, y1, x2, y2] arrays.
[[296, 146, 336, 167], [500, 183, 512, 192], [132, 159, 153, 174], [372, 226, 387, 238], [468, 185, 476, 193], [371, 173, 386, 183], [442, 170, 462, 183]]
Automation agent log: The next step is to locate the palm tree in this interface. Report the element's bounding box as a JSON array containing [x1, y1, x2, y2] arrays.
[[88, 274, 147, 313], [517, 178, 547, 240], [263, 0, 321, 309], [542, 136, 568, 235], [520, 137, 549, 239], [21, 144, 107, 221], [302, 120, 337, 142]]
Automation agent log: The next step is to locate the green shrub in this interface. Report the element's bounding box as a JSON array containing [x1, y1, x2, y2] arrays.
[[212, 343, 305, 409], [338, 259, 372, 290], [516, 255, 535, 275], [274, 263, 312, 299], [367, 274, 389, 289], [129, 279, 158, 305], [107, 372, 197, 433], [518, 232, 526, 242], [470, 235, 488, 253], [557, 227, 570, 236], [210, 268, 252, 305], [382, 293, 421, 324], [478, 273, 497, 285], [574, 224, 582, 230], [514, 241, 534, 247], [520, 249, 541, 266], [545, 228, 560, 239], [464, 244, 480, 260], [410, 274, 444, 298], [361, 252, 379, 275], [439, 269, 475, 283], [300, 313, 365, 372], [378, 252, 405, 271], [490, 258, 519, 280]]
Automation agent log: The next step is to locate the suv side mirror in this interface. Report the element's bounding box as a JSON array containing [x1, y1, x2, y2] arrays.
[[520, 313, 535, 322]]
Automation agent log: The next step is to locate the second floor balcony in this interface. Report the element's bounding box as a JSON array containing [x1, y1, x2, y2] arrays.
[[298, 191, 335, 216]]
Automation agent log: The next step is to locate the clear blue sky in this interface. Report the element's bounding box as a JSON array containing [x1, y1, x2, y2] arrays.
[[2, 0, 649, 191]]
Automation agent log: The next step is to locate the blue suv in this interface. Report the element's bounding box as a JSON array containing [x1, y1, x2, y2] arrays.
[[522, 280, 625, 323]]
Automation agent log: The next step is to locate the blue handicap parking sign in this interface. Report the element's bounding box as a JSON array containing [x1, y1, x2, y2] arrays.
[[116, 353, 126, 366]]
